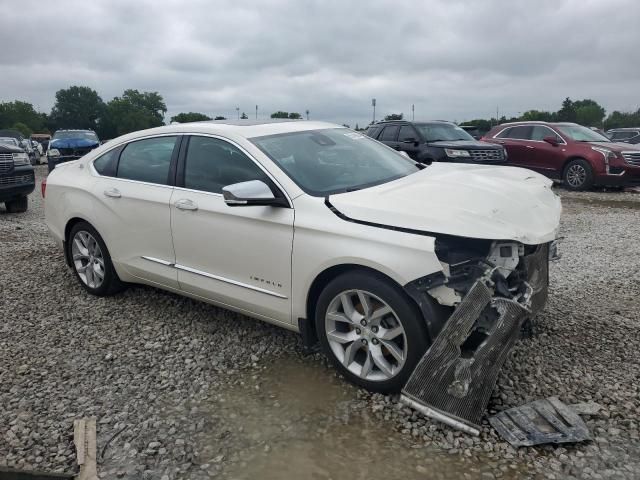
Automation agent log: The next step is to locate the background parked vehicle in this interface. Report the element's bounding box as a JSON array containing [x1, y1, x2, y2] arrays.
[[607, 128, 640, 145], [47, 129, 101, 172], [31, 133, 51, 152], [20, 138, 39, 165], [0, 139, 35, 213], [365, 120, 507, 165], [458, 124, 484, 139], [483, 121, 640, 190]]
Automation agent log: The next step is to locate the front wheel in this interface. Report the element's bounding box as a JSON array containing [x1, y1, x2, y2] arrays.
[[563, 159, 593, 191], [315, 271, 431, 393], [5, 196, 28, 213]]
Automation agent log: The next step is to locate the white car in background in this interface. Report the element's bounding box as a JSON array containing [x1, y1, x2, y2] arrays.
[[44, 120, 561, 393]]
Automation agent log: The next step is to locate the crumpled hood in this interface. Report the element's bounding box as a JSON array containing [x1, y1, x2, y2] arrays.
[[49, 138, 100, 150], [328, 163, 562, 245]]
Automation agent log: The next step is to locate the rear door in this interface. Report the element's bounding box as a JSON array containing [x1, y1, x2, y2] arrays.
[[90, 135, 181, 288], [492, 125, 534, 168], [378, 125, 400, 150], [397, 125, 421, 159], [170, 135, 294, 324], [528, 126, 566, 177]]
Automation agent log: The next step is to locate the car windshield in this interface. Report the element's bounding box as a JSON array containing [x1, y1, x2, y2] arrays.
[[415, 123, 475, 142], [251, 128, 420, 196], [0, 137, 19, 146], [53, 131, 99, 141], [557, 125, 610, 142]]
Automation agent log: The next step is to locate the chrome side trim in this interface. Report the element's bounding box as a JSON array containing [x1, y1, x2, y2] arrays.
[[141, 256, 175, 266], [175, 264, 288, 299], [140, 256, 287, 299]]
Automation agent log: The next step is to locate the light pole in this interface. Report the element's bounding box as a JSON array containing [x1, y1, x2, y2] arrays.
[[236, 107, 240, 120], [371, 98, 376, 123], [305, 109, 310, 120], [412, 104, 415, 121], [256, 105, 258, 120]]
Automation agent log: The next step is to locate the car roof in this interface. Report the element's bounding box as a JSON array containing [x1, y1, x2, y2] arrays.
[[110, 120, 342, 142], [496, 121, 580, 128], [373, 120, 453, 126]]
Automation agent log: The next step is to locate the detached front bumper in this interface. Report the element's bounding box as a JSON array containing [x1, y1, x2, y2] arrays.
[[401, 243, 551, 433]]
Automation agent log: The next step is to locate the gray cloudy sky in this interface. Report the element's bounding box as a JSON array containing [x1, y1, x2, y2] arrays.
[[2, 0, 639, 127]]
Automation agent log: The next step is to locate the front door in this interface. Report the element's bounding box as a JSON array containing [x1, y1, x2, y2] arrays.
[[397, 125, 421, 159], [528, 126, 567, 178], [170, 135, 294, 324], [90, 135, 180, 289]]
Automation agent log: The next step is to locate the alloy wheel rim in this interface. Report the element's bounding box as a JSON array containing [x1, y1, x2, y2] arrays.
[[325, 289, 407, 381], [567, 165, 586, 187], [71, 231, 105, 289]]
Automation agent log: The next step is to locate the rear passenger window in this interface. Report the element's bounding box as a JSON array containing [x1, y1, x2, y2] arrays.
[[379, 126, 400, 141], [502, 126, 532, 140], [183, 136, 270, 194], [117, 136, 177, 185], [93, 148, 119, 177]]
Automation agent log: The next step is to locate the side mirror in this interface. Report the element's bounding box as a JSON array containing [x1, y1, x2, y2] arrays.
[[402, 137, 418, 144], [222, 180, 288, 207], [543, 136, 559, 147]]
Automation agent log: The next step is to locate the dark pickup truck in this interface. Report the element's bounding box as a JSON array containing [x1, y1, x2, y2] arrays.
[[0, 142, 35, 213]]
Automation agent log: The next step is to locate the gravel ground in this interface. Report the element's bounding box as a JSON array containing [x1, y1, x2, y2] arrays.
[[0, 166, 639, 479]]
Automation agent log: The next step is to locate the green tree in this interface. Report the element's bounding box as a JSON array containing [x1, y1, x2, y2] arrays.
[[214, 116, 227, 120], [556, 97, 577, 122], [288, 112, 302, 119], [0, 101, 47, 133], [240, 112, 248, 119], [12, 122, 32, 137], [49, 86, 105, 132], [100, 89, 167, 138], [271, 111, 289, 118], [171, 112, 212, 123], [573, 99, 606, 126], [384, 113, 403, 121], [520, 110, 554, 122], [604, 109, 640, 129]]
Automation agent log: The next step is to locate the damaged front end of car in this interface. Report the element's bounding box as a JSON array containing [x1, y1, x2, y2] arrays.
[[401, 235, 555, 435]]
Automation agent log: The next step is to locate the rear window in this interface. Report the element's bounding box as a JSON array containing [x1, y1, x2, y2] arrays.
[[366, 126, 381, 139], [116, 136, 178, 185], [379, 125, 400, 141]]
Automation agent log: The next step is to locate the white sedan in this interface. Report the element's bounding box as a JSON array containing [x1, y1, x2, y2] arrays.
[[44, 120, 561, 393]]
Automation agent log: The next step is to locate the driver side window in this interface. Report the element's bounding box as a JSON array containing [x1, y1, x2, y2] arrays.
[[183, 136, 271, 194]]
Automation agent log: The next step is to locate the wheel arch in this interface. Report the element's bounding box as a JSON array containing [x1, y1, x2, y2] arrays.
[[63, 217, 95, 267], [301, 263, 435, 348], [561, 155, 596, 175]]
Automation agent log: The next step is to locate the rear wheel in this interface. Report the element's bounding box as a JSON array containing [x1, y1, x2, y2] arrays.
[[315, 270, 431, 393], [563, 159, 593, 191], [5, 196, 28, 213], [67, 222, 125, 296]]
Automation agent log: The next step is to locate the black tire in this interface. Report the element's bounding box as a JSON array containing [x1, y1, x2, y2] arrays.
[[67, 221, 126, 296], [563, 159, 594, 191], [5, 196, 28, 213], [315, 270, 433, 393]]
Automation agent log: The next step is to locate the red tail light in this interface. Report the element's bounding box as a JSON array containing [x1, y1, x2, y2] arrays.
[[41, 178, 47, 198]]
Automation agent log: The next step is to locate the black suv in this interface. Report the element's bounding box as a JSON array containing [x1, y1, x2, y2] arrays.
[[366, 120, 506, 165], [606, 128, 640, 145], [0, 139, 35, 213]]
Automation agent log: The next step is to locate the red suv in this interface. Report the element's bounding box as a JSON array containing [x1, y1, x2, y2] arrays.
[[483, 122, 640, 190]]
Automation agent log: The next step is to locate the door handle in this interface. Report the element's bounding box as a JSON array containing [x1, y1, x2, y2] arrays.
[[526, 145, 535, 149], [174, 199, 198, 211], [103, 188, 121, 198]]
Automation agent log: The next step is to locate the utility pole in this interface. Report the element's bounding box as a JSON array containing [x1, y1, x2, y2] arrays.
[[372, 98, 376, 123], [236, 107, 240, 120], [412, 104, 415, 121], [305, 109, 310, 120], [255, 105, 258, 120]]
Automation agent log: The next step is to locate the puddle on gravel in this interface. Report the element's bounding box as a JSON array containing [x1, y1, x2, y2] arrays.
[[200, 356, 530, 480]]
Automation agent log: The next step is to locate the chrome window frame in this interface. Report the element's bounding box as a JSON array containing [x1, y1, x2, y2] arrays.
[[493, 125, 567, 145]]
